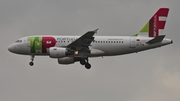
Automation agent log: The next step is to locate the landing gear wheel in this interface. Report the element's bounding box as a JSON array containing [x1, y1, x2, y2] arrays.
[[29, 55, 35, 66], [80, 59, 86, 65], [85, 63, 91, 69], [29, 62, 34, 66]]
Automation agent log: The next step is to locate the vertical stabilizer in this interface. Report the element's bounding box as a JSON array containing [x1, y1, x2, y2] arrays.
[[136, 8, 169, 37]]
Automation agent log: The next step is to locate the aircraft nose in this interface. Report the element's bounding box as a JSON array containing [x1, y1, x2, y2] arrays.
[[8, 45, 13, 52], [8, 44, 14, 53]]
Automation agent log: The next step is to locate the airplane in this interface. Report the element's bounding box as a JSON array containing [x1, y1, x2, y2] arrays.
[[8, 8, 173, 69]]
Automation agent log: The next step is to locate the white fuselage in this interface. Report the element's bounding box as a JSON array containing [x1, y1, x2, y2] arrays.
[[8, 35, 172, 57], [7, 8, 172, 68]]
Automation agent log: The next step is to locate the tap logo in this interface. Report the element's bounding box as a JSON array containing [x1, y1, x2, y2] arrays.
[[149, 8, 169, 37], [28, 36, 56, 53]]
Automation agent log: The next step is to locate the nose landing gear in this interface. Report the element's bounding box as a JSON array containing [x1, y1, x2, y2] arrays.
[[29, 61, 34, 66], [29, 55, 34, 66]]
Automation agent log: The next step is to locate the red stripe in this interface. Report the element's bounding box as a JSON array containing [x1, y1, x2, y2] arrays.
[[149, 18, 154, 37], [42, 37, 56, 53], [158, 21, 166, 29], [158, 8, 169, 17]]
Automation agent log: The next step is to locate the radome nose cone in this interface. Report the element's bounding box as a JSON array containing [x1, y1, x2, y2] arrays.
[[8, 44, 13, 52]]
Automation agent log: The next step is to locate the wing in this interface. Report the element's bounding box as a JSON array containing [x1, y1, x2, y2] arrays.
[[67, 29, 98, 51]]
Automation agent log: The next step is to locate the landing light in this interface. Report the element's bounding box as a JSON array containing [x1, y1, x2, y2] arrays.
[[74, 51, 78, 55]]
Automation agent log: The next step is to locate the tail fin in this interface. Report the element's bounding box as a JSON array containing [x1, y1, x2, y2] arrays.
[[136, 8, 169, 37]]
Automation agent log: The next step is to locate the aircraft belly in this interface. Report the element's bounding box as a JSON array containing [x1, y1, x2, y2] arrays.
[[91, 44, 127, 56]]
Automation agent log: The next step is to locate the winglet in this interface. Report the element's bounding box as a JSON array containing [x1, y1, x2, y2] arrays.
[[93, 28, 99, 34], [146, 35, 166, 44]]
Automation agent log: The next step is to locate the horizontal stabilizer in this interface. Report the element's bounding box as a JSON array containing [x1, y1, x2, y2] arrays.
[[146, 35, 165, 44]]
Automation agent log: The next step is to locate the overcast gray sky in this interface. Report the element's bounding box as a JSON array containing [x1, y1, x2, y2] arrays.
[[0, 0, 180, 101]]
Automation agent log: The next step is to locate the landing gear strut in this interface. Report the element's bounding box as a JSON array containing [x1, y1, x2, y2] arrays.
[[29, 55, 34, 66], [79, 58, 91, 69]]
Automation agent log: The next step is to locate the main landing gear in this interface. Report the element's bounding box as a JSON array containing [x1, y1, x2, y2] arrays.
[[28, 55, 91, 69], [80, 58, 91, 69], [29, 55, 34, 66]]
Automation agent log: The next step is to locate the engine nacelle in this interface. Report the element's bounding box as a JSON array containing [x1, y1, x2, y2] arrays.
[[58, 57, 74, 64], [49, 47, 67, 58]]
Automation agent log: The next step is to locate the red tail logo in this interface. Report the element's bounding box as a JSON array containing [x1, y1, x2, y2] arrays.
[[149, 8, 169, 37]]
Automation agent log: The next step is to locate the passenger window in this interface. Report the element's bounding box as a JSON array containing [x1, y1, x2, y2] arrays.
[[16, 40, 22, 43]]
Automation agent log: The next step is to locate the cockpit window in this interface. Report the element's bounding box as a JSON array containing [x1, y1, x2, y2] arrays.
[[15, 40, 22, 43]]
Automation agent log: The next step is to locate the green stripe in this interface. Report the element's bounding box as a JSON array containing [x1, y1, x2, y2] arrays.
[[28, 37, 42, 53], [140, 22, 149, 32]]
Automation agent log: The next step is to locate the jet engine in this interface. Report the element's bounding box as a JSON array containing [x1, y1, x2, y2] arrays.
[[49, 47, 68, 58], [58, 57, 74, 64]]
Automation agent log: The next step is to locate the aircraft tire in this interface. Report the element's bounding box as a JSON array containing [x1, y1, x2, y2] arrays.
[[80, 59, 86, 65], [29, 62, 34, 66], [85, 63, 91, 69]]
